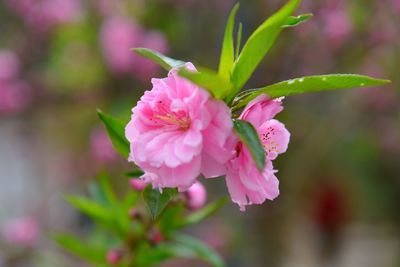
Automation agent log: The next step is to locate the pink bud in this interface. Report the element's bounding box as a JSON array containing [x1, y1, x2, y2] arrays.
[[148, 229, 163, 245], [106, 249, 122, 265], [130, 178, 148, 191], [185, 182, 207, 210], [2, 217, 40, 246]]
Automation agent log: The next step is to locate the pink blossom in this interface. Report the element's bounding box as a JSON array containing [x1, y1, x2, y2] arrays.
[[133, 31, 169, 83], [100, 16, 142, 74], [2, 217, 40, 246], [225, 95, 290, 211], [185, 182, 207, 210], [321, 8, 353, 48], [90, 128, 118, 163], [0, 50, 20, 81], [125, 63, 234, 191], [100, 16, 168, 81], [6, 0, 81, 32], [0, 80, 31, 114]]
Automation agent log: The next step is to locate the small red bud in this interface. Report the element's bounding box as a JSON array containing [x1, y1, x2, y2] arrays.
[[106, 249, 122, 265], [148, 229, 163, 245]]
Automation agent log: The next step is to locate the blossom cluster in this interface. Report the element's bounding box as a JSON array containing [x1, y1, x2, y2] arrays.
[[125, 64, 290, 210]]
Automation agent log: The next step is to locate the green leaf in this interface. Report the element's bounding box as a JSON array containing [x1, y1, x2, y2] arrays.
[[233, 120, 265, 171], [232, 74, 391, 111], [65, 195, 112, 223], [218, 3, 240, 79], [180, 197, 228, 227], [125, 169, 145, 177], [282, 13, 313, 28], [230, 0, 300, 95], [170, 234, 225, 267], [98, 172, 118, 206], [54, 234, 106, 264], [97, 110, 130, 158], [143, 186, 178, 221], [178, 68, 232, 99], [235, 22, 243, 59], [132, 48, 185, 71]]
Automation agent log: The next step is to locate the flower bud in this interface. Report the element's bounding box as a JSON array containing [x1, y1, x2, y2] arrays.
[[128, 208, 142, 220], [148, 228, 163, 245], [185, 182, 207, 210], [130, 178, 148, 191], [106, 249, 123, 265]]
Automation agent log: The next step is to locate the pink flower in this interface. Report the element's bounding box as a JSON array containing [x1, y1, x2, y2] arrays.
[[6, 0, 81, 32], [100, 16, 142, 74], [0, 50, 20, 81], [2, 217, 40, 246], [0, 80, 32, 114], [133, 31, 169, 83], [321, 8, 352, 48], [125, 63, 234, 191], [100, 16, 168, 81], [225, 95, 290, 211], [90, 128, 118, 163], [185, 182, 207, 210]]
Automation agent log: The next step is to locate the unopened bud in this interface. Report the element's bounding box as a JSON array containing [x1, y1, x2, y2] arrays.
[[106, 249, 123, 265], [148, 228, 163, 245], [128, 208, 142, 220], [130, 178, 148, 191], [185, 182, 207, 210]]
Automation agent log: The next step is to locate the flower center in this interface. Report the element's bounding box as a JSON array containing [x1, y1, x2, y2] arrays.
[[152, 100, 191, 130], [154, 113, 191, 130]]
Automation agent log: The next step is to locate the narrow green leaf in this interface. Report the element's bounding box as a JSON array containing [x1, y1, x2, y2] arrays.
[[132, 48, 185, 71], [282, 13, 313, 28], [125, 169, 145, 177], [171, 234, 225, 267], [180, 197, 228, 227], [232, 74, 391, 111], [98, 172, 118, 206], [178, 68, 233, 99], [235, 22, 243, 59], [230, 0, 300, 94], [54, 234, 106, 264], [65, 195, 112, 223], [143, 186, 178, 221], [218, 3, 240, 79], [233, 120, 265, 171], [97, 110, 130, 158]]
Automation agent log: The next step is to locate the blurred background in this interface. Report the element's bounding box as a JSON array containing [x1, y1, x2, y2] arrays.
[[0, 0, 399, 266]]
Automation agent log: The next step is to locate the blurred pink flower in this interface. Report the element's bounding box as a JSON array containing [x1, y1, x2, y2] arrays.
[[100, 16, 168, 81], [225, 95, 290, 211], [100, 16, 142, 74], [6, 0, 81, 32], [321, 8, 353, 48], [125, 63, 233, 191], [185, 182, 207, 210], [392, 0, 400, 12], [133, 31, 169, 83], [0, 80, 31, 114], [0, 50, 20, 81], [90, 128, 118, 163], [2, 217, 40, 246]]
